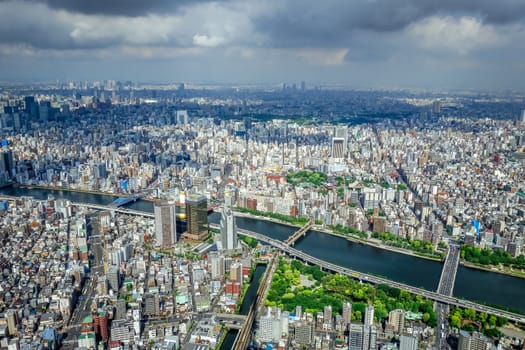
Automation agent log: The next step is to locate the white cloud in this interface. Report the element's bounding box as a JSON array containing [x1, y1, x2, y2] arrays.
[[192, 34, 225, 47], [407, 16, 503, 54]]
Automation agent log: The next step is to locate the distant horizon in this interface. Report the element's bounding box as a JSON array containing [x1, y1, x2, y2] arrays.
[[2, 79, 525, 95]]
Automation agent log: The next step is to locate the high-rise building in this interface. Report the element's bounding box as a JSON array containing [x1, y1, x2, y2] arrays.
[[258, 307, 287, 342], [296, 305, 303, 320], [144, 294, 160, 316], [184, 194, 208, 241], [154, 201, 177, 247], [387, 309, 405, 334], [294, 321, 314, 346], [458, 331, 492, 350], [373, 216, 387, 233], [363, 325, 377, 350], [432, 101, 441, 114], [400, 334, 418, 350], [6, 309, 18, 336], [323, 305, 333, 328], [176, 110, 189, 125], [94, 312, 109, 341], [521, 109, 525, 124], [349, 324, 364, 350], [229, 262, 243, 283], [342, 302, 352, 328], [209, 252, 225, 280], [220, 207, 238, 251], [94, 162, 107, 179], [331, 137, 346, 159], [107, 265, 120, 292], [364, 305, 374, 326]]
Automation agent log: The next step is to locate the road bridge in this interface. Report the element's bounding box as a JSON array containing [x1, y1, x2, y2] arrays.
[[435, 245, 461, 350], [110, 194, 143, 207], [284, 219, 314, 246], [0, 195, 155, 218], [236, 228, 525, 324], [437, 245, 461, 296]]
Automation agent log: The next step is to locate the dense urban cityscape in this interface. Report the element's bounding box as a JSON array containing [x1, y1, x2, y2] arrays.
[[0, 81, 523, 350]]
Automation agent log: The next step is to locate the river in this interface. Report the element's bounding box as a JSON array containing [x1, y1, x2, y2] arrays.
[[2, 187, 524, 313]]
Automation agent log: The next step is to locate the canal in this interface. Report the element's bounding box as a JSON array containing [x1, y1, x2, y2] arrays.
[[220, 264, 267, 350], [2, 187, 525, 313]]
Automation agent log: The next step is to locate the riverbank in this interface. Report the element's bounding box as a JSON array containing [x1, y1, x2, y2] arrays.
[[16, 184, 126, 197], [232, 211, 525, 280], [233, 210, 445, 262], [311, 225, 444, 263], [460, 260, 525, 279]]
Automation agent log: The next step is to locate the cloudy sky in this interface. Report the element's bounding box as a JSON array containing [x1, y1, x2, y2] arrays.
[[1, 0, 525, 89]]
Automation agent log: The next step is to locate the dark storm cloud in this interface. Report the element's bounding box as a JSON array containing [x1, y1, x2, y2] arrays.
[[254, 0, 525, 47], [25, 0, 211, 17]]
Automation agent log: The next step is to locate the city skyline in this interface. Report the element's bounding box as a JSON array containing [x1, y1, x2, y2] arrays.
[[1, 0, 525, 90]]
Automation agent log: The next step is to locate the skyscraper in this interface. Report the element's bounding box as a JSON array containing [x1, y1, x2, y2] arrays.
[[154, 201, 177, 247], [364, 305, 374, 326], [331, 137, 346, 159], [184, 194, 208, 241], [176, 110, 189, 125], [220, 207, 238, 251], [342, 302, 352, 328], [432, 100, 441, 114]]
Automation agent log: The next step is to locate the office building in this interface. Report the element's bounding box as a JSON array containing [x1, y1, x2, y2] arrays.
[[399, 334, 418, 350], [220, 207, 238, 252], [364, 305, 374, 326], [144, 294, 160, 317], [349, 324, 364, 350], [107, 265, 120, 292], [331, 137, 346, 159], [154, 201, 177, 247], [184, 194, 208, 241], [363, 325, 377, 350]]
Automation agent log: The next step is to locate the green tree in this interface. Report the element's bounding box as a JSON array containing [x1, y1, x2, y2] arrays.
[[450, 315, 461, 328]]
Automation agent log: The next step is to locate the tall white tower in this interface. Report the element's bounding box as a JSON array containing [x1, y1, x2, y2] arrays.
[[220, 207, 238, 251]]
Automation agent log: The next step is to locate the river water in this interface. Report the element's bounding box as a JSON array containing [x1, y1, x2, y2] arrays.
[[2, 187, 524, 313]]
